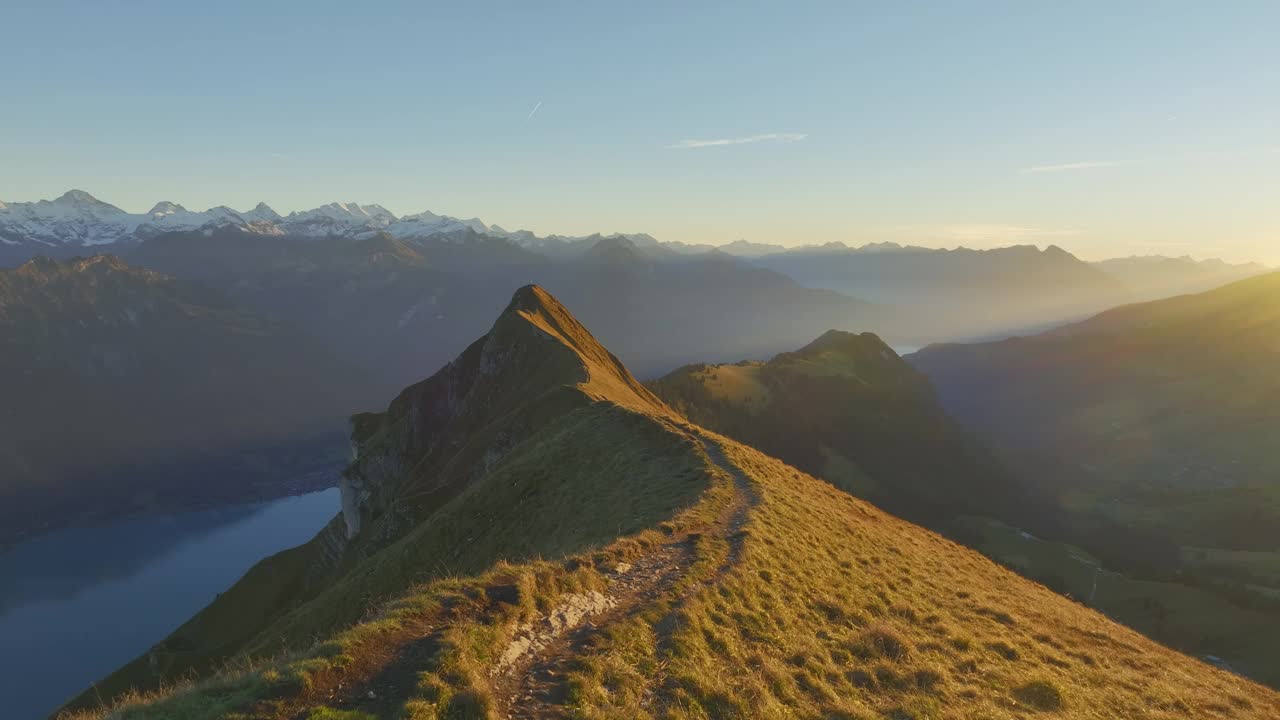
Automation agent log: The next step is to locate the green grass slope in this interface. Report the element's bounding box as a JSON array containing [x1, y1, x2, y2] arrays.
[[650, 329, 1280, 687], [60, 287, 1280, 720], [910, 271, 1280, 685], [646, 330, 1030, 528]]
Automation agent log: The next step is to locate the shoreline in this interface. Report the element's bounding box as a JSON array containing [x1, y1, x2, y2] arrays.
[[0, 461, 344, 554]]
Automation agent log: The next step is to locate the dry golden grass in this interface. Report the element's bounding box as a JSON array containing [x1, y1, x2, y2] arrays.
[[69, 420, 1280, 720], [58, 287, 1280, 719], [690, 363, 772, 414], [623, 439, 1278, 719]]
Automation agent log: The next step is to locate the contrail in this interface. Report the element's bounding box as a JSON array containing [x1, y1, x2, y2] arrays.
[[527, 101, 542, 121]]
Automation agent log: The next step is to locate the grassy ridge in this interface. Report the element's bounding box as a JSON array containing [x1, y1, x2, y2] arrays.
[[58, 286, 1280, 719], [646, 330, 1029, 528], [63, 424, 1280, 719]]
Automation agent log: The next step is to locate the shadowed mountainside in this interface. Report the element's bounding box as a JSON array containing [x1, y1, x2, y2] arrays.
[[127, 227, 883, 392], [0, 256, 367, 546], [911, 270, 1280, 553], [909, 271, 1280, 684]]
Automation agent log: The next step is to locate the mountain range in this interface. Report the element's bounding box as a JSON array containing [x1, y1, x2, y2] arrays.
[[4, 191, 1272, 565], [7, 191, 1266, 358], [124, 224, 880, 391], [0, 190, 659, 264], [59, 285, 1280, 720], [1095, 254, 1272, 302]]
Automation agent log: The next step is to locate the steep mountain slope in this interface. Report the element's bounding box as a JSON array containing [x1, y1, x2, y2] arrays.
[[911, 270, 1280, 552], [910, 272, 1280, 682], [755, 244, 1131, 341], [1095, 255, 1270, 302], [652, 330, 1280, 685], [61, 286, 1280, 719], [0, 256, 366, 546], [647, 330, 1031, 528]]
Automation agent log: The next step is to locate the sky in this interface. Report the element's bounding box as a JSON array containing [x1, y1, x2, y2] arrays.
[[2, 1, 1278, 263]]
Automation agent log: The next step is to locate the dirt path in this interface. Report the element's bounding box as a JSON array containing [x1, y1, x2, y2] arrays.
[[640, 434, 757, 713], [693, 433, 756, 578], [304, 431, 758, 720], [492, 541, 695, 718], [491, 432, 758, 718], [321, 622, 445, 719]]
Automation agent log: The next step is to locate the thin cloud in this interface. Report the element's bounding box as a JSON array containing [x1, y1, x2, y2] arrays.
[[668, 133, 807, 149], [1020, 160, 1122, 174], [526, 101, 542, 121]]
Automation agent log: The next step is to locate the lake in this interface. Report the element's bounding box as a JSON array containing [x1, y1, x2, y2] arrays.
[[0, 488, 339, 720]]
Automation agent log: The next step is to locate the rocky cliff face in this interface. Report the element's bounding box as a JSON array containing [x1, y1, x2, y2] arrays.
[[335, 286, 604, 544]]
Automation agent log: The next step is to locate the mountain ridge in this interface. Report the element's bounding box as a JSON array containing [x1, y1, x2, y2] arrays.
[[59, 284, 1280, 720], [6, 191, 1267, 277], [647, 329, 1033, 529]]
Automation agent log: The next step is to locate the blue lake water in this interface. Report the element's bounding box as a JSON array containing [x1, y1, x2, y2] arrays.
[[0, 488, 339, 720]]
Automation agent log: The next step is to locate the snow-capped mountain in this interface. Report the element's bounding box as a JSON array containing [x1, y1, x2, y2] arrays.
[[387, 210, 493, 240], [0, 191, 469, 256], [0, 190, 145, 247], [0, 190, 278, 252], [5, 189, 1174, 268], [0, 190, 674, 261], [242, 202, 283, 224], [284, 202, 397, 237]]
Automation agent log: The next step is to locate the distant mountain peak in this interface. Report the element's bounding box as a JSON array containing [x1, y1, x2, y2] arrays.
[[795, 328, 895, 360], [490, 284, 666, 412], [55, 189, 108, 206], [147, 201, 187, 216], [583, 234, 643, 263], [243, 202, 282, 222]]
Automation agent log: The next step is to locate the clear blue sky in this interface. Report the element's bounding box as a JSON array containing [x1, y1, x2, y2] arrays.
[[3, 1, 1277, 262]]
